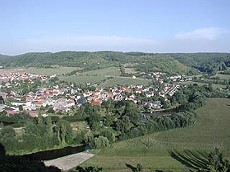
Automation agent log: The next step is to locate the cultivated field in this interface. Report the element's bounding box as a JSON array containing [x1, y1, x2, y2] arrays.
[[124, 67, 137, 74], [82, 67, 121, 77], [182, 81, 226, 89], [59, 67, 121, 85], [59, 75, 107, 85], [216, 73, 230, 80], [25, 67, 82, 75], [59, 66, 151, 87], [99, 77, 151, 88], [83, 98, 230, 171]]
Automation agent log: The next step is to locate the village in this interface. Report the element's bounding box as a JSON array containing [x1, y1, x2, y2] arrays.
[[0, 70, 192, 117]]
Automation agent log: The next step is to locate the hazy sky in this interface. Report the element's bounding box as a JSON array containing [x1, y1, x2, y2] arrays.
[[0, 0, 229, 55]]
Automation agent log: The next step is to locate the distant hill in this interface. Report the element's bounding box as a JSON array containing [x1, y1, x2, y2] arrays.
[[0, 54, 10, 59], [169, 53, 230, 74], [0, 51, 229, 75]]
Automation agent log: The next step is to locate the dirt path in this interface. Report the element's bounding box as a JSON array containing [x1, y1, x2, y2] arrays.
[[44, 152, 94, 171]]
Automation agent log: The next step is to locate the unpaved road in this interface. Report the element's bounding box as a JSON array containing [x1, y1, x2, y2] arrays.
[[44, 152, 94, 171]]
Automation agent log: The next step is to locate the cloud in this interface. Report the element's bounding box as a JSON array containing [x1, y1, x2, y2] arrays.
[[1, 33, 229, 55], [175, 27, 223, 40], [22, 35, 158, 52]]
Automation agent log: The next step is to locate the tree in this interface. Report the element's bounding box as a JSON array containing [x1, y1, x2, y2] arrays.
[[123, 101, 141, 125], [94, 136, 110, 149], [56, 119, 72, 145], [0, 126, 18, 152], [101, 128, 115, 142], [116, 115, 132, 133], [91, 122, 101, 132], [18, 105, 23, 111]]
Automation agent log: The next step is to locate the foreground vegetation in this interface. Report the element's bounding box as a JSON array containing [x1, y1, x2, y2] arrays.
[[82, 98, 230, 171]]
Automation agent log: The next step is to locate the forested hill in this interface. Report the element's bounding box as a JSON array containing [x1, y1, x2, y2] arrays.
[[169, 53, 230, 74], [0, 51, 230, 74]]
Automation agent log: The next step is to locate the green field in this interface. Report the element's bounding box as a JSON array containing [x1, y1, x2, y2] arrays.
[[83, 98, 230, 171], [59, 75, 107, 84], [82, 67, 121, 76], [59, 67, 121, 85], [25, 67, 82, 75], [216, 73, 230, 80], [99, 77, 151, 88], [124, 67, 137, 74], [59, 66, 151, 87], [183, 81, 226, 89]]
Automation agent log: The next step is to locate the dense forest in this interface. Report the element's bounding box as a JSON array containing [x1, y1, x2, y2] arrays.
[[0, 52, 230, 75]]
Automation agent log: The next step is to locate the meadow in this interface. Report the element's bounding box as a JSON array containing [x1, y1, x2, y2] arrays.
[[59, 67, 120, 85], [59, 66, 151, 87], [216, 73, 230, 80], [59, 75, 107, 85], [124, 67, 137, 74], [99, 77, 151, 88], [83, 98, 230, 171], [82, 67, 121, 77], [25, 67, 82, 75], [182, 81, 226, 89]]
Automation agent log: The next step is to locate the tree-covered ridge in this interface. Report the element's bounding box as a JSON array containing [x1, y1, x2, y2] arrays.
[[1, 51, 229, 74], [135, 54, 195, 74], [170, 53, 230, 74]]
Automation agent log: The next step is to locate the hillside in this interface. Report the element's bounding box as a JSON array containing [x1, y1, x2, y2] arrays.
[[0, 51, 230, 75], [170, 53, 230, 74]]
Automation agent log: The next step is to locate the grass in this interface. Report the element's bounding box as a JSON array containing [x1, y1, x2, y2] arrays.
[[59, 67, 151, 87], [25, 67, 82, 75], [182, 81, 226, 89], [216, 73, 230, 80], [59, 67, 122, 85], [99, 77, 151, 88], [59, 75, 107, 84], [82, 67, 121, 77], [124, 67, 137, 74], [82, 98, 230, 171]]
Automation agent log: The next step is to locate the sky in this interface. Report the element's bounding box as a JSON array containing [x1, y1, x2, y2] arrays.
[[0, 0, 229, 55]]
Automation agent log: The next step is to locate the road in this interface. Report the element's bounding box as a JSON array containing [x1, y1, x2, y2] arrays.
[[44, 152, 94, 171]]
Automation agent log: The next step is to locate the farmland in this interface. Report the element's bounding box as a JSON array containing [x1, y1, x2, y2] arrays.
[[25, 67, 82, 75], [99, 77, 151, 88], [82, 67, 121, 77], [83, 98, 230, 171], [59, 66, 151, 87], [59, 75, 107, 85], [182, 81, 227, 89], [216, 73, 230, 80]]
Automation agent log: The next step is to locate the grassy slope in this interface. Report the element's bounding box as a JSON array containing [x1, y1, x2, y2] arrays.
[[216, 73, 230, 80], [25, 67, 82, 75], [59, 75, 107, 84], [82, 67, 121, 76], [59, 67, 121, 84], [83, 98, 230, 171], [99, 77, 151, 88]]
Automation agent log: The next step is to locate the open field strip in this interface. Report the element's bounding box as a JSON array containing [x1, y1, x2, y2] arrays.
[[44, 152, 94, 171], [99, 76, 151, 88], [25, 67, 82, 75]]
